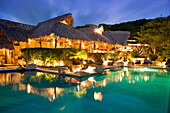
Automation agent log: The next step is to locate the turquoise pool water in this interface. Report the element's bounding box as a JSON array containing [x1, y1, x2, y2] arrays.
[[0, 67, 169, 113]]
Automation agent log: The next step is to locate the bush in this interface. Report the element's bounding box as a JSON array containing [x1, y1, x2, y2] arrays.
[[21, 48, 82, 66], [149, 54, 157, 61]]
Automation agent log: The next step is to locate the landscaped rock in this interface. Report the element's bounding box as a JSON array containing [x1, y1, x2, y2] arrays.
[[26, 64, 37, 70], [58, 67, 68, 74], [95, 67, 105, 74]]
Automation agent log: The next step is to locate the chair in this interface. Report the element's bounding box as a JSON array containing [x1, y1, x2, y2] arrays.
[[135, 60, 141, 64], [143, 60, 149, 65]]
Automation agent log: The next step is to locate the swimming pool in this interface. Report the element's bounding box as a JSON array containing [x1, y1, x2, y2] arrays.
[[0, 67, 169, 113]]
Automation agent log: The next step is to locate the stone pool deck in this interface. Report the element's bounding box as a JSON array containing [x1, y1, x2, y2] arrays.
[[0, 65, 121, 78], [0, 65, 169, 78], [35, 68, 98, 78]]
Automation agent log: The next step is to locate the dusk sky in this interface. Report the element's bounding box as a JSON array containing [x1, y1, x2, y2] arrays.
[[0, 0, 169, 27]]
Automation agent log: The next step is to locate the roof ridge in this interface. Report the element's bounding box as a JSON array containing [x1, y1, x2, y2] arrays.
[[37, 13, 72, 26]]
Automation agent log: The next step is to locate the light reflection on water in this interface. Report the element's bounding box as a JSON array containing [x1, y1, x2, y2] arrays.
[[0, 67, 169, 113]]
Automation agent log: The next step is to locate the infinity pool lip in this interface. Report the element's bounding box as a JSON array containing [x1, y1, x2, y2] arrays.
[[0, 66, 169, 77]]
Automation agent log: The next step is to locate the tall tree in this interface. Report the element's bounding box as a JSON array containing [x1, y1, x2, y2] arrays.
[[136, 16, 170, 59]]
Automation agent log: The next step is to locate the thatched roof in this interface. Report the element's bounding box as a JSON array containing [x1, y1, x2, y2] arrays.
[[0, 13, 90, 42], [0, 19, 35, 42], [0, 28, 14, 49], [38, 13, 74, 27], [103, 31, 130, 45], [30, 13, 91, 41], [30, 23, 91, 41], [0, 14, 130, 46], [78, 27, 111, 43]]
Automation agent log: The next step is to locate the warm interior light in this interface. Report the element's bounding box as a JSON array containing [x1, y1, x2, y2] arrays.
[[68, 40, 71, 45], [124, 61, 128, 66], [53, 61, 59, 67], [60, 20, 67, 25], [47, 62, 51, 67], [82, 42, 84, 49], [103, 60, 108, 66], [53, 38, 55, 48], [34, 60, 37, 64], [28, 38, 30, 44], [60, 61, 64, 66], [94, 26, 104, 35]]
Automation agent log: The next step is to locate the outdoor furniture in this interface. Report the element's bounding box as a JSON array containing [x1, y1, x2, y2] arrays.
[[143, 60, 149, 65], [134, 60, 141, 64]]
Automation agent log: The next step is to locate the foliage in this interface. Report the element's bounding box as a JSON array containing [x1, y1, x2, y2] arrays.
[[69, 50, 87, 60], [101, 19, 150, 38], [88, 53, 105, 63], [87, 53, 118, 63], [130, 47, 147, 58], [21, 48, 85, 65], [75, 24, 96, 29], [75, 19, 150, 38], [136, 16, 170, 60]]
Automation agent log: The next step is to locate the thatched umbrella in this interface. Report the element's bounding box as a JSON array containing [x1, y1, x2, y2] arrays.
[[103, 31, 130, 45]]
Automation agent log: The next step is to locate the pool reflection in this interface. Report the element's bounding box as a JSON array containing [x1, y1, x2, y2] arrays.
[[0, 67, 169, 103]]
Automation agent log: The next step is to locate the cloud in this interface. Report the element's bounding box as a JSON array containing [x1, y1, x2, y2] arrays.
[[0, 0, 169, 26]]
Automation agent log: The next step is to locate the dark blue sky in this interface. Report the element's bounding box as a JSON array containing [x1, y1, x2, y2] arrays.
[[0, 0, 169, 27]]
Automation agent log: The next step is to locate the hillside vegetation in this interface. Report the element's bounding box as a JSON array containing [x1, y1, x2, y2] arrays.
[[75, 19, 151, 38]]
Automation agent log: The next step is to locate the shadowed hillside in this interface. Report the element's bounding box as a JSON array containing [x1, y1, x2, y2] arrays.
[[75, 19, 151, 38]]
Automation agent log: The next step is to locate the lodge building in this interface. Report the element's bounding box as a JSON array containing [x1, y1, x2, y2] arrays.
[[0, 13, 132, 65]]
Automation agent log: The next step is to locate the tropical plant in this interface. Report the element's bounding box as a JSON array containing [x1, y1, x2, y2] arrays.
[[21, 48, 86, 66]]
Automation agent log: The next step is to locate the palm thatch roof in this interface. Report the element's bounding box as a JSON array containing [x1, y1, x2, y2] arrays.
[[78, 27, 111, 43], [0, 28, 14, 49], [0, 13, 130, 46], [0, 13, 91, 42], [30, 20, 91, 41], [103, 31, 130, 45], [0, 19, 35, 42], [38, 13, 74, 27]]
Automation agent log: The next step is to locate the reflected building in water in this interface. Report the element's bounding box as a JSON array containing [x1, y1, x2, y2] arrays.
[[0, 67, 169, 111]]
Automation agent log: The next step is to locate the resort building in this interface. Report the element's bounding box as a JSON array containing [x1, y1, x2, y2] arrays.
[[0, 13, 131, 65]]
